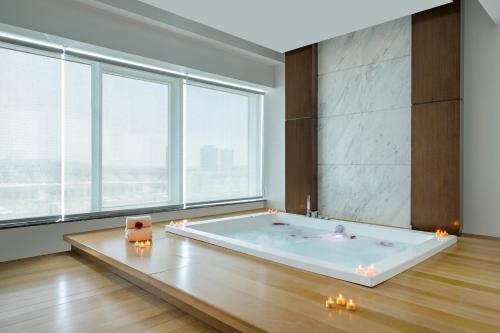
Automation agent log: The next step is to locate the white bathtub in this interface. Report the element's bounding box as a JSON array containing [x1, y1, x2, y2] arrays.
[[164, 212, 456, 287]]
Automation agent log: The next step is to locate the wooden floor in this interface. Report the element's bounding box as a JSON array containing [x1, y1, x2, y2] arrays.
[[7, 210, 500, 332], [0, 252, 218, 333]]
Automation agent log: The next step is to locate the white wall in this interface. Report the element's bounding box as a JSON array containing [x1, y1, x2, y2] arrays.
[[317, 17, 411, 228], [263, 64, 286, 210], [463, 0, 500, 237]]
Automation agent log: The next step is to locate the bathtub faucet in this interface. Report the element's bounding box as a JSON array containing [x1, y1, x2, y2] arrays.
[[306, 195, 318, 218]]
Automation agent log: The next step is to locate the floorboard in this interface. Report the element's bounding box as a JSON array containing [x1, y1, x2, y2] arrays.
[[0, 252, 217, 333]]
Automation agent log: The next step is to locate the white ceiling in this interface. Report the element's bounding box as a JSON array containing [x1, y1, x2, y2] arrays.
[[479, 0, 500, 25], [138, 0, 451, 52]]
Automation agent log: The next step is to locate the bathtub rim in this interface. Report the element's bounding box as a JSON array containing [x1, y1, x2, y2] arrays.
[[164, 212, 457, 287]]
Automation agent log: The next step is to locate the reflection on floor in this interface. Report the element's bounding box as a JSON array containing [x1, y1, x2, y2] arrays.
[[0, 253, 218, 333]]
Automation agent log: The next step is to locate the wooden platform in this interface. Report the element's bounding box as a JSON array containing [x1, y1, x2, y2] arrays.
[[64, 212, 500, 333]]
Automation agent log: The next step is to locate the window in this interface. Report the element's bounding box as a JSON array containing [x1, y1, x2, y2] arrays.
[[102, 69, 178, 209], [0, 47, 62, 221], [0, 47, 93, 221], [185, 83, 262, 203], [64, 60, 92, 215], [0, 40, 263, 226]]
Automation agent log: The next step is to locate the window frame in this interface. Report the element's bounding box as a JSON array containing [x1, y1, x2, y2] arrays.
[[184, 80, 264, 204], [0, 42, 65, 221], [0, 40, 62, 61], [98, 63, 183, 211], [0, 39, 264, 229]]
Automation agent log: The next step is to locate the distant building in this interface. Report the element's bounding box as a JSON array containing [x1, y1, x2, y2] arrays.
[[219, 149, 234, 171], [200, 145, 218, 172]]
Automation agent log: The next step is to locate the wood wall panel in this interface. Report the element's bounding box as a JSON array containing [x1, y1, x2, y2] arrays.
[[412, 0, 461, 104], [285, 45, 317, 214], [411, 101, 460, 233], [411, 0, 461, 234], [285, 118, 317, 214], [285, 45, 317, 120]]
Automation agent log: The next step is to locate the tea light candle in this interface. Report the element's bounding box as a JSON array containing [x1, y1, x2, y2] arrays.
[[366, 264, 376, 276], [169, 220, 186, 228], [139, 241, 146, 248], [336, 294, 346, 306], [346, 299, 357, 311], [355, 264, 365, 274], [145, 240, 151, 246], [134, 241, 139, 247], [435, 229, 448, 240], [325, 296, 336, 309]]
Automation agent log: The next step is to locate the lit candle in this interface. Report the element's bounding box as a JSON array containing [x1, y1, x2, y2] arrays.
[[325, 296, 336, 309], [139, 241, 145, 248], [435, 229, 448, 240], [366, 264, 376, 276], [355, 264, 365, 274], [134, 241, 139, 247], [346, 299, 357, 311], [336, 294, 346, 307], [171, 220, 187, 228], [145, 240, 151, 246]]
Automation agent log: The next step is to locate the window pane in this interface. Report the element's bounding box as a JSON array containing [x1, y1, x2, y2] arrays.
[[0, 47, 61, 220], [64, 60, 92, 215], [185, 84, 262, 203], [102, 72, 171, 210]]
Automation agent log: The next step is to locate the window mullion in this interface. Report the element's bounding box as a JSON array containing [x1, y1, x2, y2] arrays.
[[91, 62, 103, 212], [170, 79, 184, 206]]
